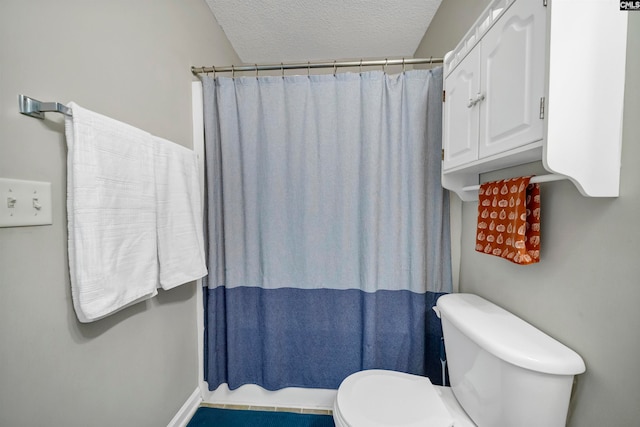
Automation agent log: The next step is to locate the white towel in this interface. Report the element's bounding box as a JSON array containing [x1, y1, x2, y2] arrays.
[[154, 136, 208, 289], [65, 103, 158, 322]]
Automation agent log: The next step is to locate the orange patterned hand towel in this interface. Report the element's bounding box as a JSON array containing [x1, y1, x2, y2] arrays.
[[475, 176, 541, 265]]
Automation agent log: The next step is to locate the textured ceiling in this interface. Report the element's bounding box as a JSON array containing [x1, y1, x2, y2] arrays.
[[205, 0, 443, 64]]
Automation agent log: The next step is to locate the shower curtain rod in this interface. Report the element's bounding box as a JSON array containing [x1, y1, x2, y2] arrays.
[[191, 57, 444, 75]]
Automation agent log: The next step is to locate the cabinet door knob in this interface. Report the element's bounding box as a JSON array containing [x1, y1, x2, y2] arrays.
[[467, 93, 485, 108]]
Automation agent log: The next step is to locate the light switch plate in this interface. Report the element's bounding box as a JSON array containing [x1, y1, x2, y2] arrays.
[[0, 178, 53, 227]]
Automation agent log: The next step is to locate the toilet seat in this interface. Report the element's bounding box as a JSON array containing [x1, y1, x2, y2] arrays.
[[334, 370, 455, 427]]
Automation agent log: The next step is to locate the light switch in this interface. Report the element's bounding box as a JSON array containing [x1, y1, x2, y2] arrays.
[[0, 178, 53, 227]]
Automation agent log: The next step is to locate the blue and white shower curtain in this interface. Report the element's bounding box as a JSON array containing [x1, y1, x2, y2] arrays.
[[201, 68, 451, 391]]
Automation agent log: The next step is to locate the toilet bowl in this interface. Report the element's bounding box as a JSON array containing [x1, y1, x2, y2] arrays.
[[333, 294, 585, 427], [333, 370, 474, 427]]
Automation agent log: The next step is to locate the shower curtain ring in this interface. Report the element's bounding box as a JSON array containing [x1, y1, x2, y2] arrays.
[[212, 65, 216, 79], [307, 61, 311, 78], [384, 58, 388, 73], [402, 58, 406, 74], [231, 65, 235, 79], [333, 60, 337, 77], [255, 64, 259, 79], [281, 63, 284, 79], [430, 56, 433, 67], [359, 59, 363, 75]]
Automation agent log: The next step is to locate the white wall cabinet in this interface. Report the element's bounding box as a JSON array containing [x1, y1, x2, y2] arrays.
[[478, 0, 546, 159], [442, 0, 628, 201], [443, 48, 480, 169], [443, 0, 546, 172]]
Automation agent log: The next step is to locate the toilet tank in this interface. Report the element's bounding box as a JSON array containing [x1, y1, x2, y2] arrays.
[[436, 294, 585, 427]]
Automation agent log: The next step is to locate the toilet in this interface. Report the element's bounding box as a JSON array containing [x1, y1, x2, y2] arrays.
[[333, 293, 586, 427]]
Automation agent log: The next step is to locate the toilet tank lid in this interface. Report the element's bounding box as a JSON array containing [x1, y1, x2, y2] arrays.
[[437, 294, 586, 375]]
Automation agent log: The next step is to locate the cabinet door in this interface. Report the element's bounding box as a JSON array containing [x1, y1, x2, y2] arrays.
[[478, 0, 546, 159], [443, 48, 481, 170]]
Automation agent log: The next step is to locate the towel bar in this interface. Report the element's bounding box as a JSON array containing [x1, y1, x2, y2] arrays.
[[461, 174, 567, 192], [18, 94, 72, 119]]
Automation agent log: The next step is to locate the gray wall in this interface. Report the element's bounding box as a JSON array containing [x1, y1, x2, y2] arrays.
[[416, 3, 640, 426], [415, 0, 492, 292], [0, 1, 239, 426]]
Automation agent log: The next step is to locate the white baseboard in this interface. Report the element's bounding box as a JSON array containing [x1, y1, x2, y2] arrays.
[[167, 387, 202, 427], [200, 382, 336, 410]]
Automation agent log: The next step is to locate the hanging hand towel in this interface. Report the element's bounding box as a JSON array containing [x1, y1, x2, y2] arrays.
[[65, 103, 159, 322], [153, 136, 208, 289], [475, 176, 541, 265]]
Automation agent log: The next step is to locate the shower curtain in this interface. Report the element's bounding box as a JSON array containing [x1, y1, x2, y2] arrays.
[[201, 68, 451, 391]]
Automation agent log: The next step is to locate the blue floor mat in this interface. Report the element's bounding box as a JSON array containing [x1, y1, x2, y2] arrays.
[[186, 407, 335, 427]]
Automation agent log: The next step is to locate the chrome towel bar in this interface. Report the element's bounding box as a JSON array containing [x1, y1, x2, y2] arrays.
[[18, 94, 72, 119], [461, 174, 567, 192]]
